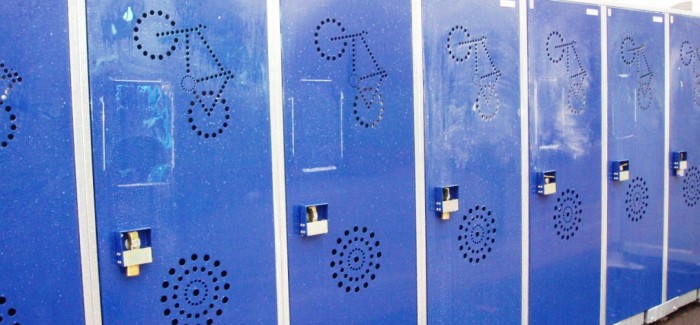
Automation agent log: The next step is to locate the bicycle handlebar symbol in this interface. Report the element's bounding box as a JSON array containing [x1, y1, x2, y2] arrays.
[[314, 18, 387, 128], [620, 37, 654, 110], [679, 40, 700, 111], [134, 10, 234, 139], [0, 62, 21, 150], [545, 31, 588, 114], [446, 25, 502, 121]]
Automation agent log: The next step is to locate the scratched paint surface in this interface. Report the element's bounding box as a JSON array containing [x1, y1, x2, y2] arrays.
[[280, 1, 417, 323], [422, 0, 522, 323], [606, 8, 665, 324], [668, 14, 700, 300], [86, 1, 277, 323], [528, 1, 602, 324]]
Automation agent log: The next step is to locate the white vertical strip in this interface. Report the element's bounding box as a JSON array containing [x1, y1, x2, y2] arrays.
[[662, 12, 671, 304], [599, 7, 609, 325], [68, 0, 102, 323], [411, 0, 427, 324], [520, 1, 530, 324], [267, 0, 290, 324]]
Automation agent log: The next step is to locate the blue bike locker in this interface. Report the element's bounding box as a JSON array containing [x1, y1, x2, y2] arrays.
[[86, 1, 278, 323], [605, 8, 665, 323], [528, 1, 602, 323], [423, 0, 521, 323], [280, 1, 416, 323], [668, 13, 700, 299], [0, 1, 85, 324]]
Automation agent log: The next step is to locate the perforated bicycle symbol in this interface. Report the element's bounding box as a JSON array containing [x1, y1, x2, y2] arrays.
[[314, 18, 388, 128], [0, 61, 21, 150], [679, 41, 700, 111], [620, 37, 654, 110], [545, 31, 588, 114], [446, 25, 501, 121], [133, 10, 234, 139]]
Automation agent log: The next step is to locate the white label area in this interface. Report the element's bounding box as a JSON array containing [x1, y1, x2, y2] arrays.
[[586, 8, 599, 16], [500, 0, 516, 8], [653, 16, 663, 23]]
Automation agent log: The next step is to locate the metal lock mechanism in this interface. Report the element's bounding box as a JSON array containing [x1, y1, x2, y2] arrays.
[[673, 151, 688, 176], [116, 228, 153, 277], [612, 160, 630, 182], [537, 170, 557, 196], [298, 204, 328, 237], [435, 186, 459, 220]]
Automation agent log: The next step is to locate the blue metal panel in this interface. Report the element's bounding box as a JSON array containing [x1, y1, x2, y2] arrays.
[[0, 1, 85, 324], [422, 0, 521, 323], [668, 14, 700, 299], [606, 8, 665, 323], [86, 2, 277, 323], [281, 1, 416, 323], [528, 1, 602, 324]]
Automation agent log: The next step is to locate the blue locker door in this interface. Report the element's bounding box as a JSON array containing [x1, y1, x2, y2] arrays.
[[281, 1, 416, 323], [528, 1, 602, 324], [668, 14, 700, 299], [423, 0, 521, 323], [0, 1, 85, 324], [86, 2, 278, 323], [606, 8, 665, 323]]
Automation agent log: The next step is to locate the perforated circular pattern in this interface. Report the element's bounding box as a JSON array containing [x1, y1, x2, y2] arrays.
[[545, 31, 565, 64], [330, 226, 381, 293], [553, 189, 583, 240], [625, 177, 649, 222], [457, 205, 496, 264], [680, 41, 695, 67], [160, 254, 231, 325], [0, 62, 21, 149], [683, 166, 700, 207], [0, 295, 20, 325]]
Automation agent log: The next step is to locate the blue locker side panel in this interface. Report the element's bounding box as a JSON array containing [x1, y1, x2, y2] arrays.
[[0, 1, 85, 324], [281, 2, 417, 323], [423, 0, 521, 323], [528, 1, 602, 324], [668, 14, 700, 299], [606, 9, 665, 323], [86, 2, 278, 323]]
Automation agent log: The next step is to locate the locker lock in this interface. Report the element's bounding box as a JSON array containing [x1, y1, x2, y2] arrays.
[[537, 171, 557, 196], [116, 228, 153, 277], [298, 204, 328, 237], [611, 160, 630, 182], [673, 151, 688, 176], [435, 186, 459, 220]]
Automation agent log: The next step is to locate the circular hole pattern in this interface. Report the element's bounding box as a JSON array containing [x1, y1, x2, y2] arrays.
[[446, 25, 472, 63], [133, 10, 178, 61], [457, 205, 497, 264], [553, 188, 584, 240], [620, 36, 638, 66], [545, 31, 565, 64], [680, 41, 695, 67], [625, 176, 649, 222], [683, 166, 700, 207], [330, 226, 381, 293], [0, 62, 21, 150], [160, 254, 230, 324], [0, 294, 21, 325]]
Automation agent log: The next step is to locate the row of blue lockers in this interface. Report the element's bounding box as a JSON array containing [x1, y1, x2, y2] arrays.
[[1, 0, 699, 324]]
